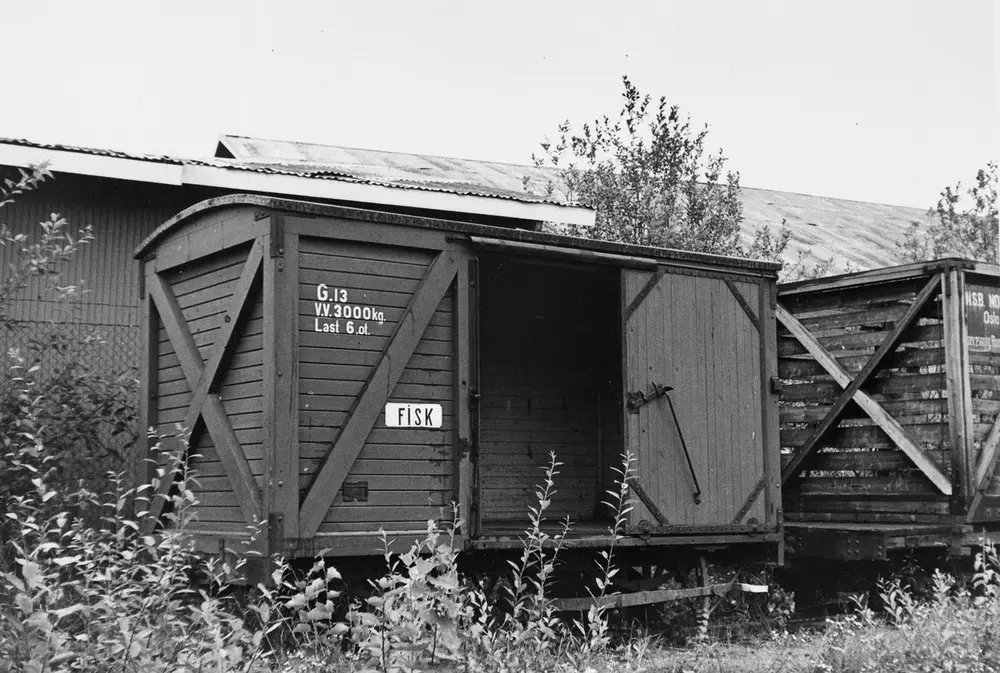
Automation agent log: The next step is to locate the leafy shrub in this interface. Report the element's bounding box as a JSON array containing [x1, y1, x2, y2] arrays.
[[0, 166, 135, 522]]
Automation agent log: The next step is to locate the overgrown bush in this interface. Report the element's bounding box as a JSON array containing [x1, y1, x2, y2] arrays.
[[0, 166, 136, 522], [813, 541, 1000, 673]]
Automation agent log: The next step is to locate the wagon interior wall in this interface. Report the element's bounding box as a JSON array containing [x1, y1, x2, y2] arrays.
[[477, 257, 622, 528], [779, 275, 954, 522]]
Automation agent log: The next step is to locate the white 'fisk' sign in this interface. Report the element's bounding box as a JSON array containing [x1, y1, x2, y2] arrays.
[[385, 403, 443, 428]]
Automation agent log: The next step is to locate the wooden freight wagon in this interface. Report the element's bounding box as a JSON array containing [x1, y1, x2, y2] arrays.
[[777, 259, 1000, 560], [134, 194, 782, 567]]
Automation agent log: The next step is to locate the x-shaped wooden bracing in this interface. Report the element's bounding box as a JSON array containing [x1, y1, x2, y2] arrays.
[[777, 274, 953, 495], [142, 240, 265, 532]]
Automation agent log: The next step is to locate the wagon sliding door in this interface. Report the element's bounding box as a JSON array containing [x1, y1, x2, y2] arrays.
[[622, 268, 772, 531]]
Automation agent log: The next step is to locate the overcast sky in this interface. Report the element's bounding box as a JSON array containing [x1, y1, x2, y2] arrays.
[[1, 0, 996, 208]]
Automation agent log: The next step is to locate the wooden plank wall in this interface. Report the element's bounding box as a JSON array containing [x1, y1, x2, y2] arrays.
[[478, 259, 620, 525], [624, 271, 765, 528], [155, 244, 264, 532], [297, 238, 456, 534], [779, 276, 954, 521]]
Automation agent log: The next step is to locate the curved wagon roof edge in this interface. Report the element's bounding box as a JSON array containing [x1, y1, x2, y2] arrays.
[[134, 193, 782, 274]]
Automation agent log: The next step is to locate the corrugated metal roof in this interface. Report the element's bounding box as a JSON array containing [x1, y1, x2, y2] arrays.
[[217, 134, 936, 273], [1, 135, 935, 272], [738, 187, 934, 273], [216, 135, 575, 205], [0, 137, 183, 164]]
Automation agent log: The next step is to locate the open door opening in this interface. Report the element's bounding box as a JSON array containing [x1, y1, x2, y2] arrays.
[[477, 255, 623, 535]]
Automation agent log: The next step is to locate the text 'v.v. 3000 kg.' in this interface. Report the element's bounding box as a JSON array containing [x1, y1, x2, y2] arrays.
[[312, 282, 386, 335]]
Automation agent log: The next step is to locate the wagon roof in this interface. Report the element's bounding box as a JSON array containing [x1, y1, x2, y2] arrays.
[[135, 193, 783, 273], [779, 257, 1000, 296]]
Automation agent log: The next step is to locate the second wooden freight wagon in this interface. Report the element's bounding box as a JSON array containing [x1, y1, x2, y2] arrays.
[[777, 259, 1000, 560], [134, 194, 782, 566]]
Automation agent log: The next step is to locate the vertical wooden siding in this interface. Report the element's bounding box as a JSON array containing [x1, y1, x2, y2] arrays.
[[0, 176, 203, 328], [778, 277, 952, 520], [155, 244, 264, 531], [624, 270, 765, 527], [296, 237, 456, 534]]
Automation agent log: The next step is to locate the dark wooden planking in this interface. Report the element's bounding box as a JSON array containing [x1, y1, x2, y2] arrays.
[[145, 271, 262, 530], [149, 208, 265, 273], [780, 275, 929, 312], [802, 449, 951, 472], [792, 303, 922, 331], [287, 215, 452, 252], [777, 304, 953, 495], [784, 496, 952, 516], [298, 348, 452, 371], [299, 250, 460, 538], [779, 346, 947, 379], [779, 275, 941, 481], [780, 423, 958, 449], [780, 373, 946, 403], [300, 365, 452, 388], [777, 324, 943, 357], [301, 381, 456, 403], [781, 398, 949, 424]]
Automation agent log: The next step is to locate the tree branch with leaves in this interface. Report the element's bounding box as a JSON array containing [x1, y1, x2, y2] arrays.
[[534, 75, 789, 265], [897, 161, 998, 263]]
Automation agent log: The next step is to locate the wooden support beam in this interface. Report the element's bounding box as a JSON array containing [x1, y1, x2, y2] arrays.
[[143, 254, 264, 530], [967, 416, 1000, 522], [724, 278, 760, 332], [731, 476, 766, 524], [779, 275, 940, 483], [551, 581, 768, 612], [298, 251, 460, 538], [265, 228, 300, 539], [624, 268, 665, 320], [631, 481, 669, 526], [943, 269, 973, 498], [776, 304, 952, 495]]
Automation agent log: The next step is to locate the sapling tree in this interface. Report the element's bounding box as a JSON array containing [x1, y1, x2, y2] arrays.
[[897, 161, 998, 263], [533, 75, 789, 265]]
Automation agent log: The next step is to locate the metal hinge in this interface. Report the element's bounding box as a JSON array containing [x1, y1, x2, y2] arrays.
[[269, 215, 285, 258], [770, 377, 784, 394]]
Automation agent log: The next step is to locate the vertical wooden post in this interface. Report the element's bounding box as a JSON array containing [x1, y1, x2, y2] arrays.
[[263, 217, 300, 556], [959, 269, 977, 503], [454, 256, 473, 538], [759, 278, 780, 525], [943, 268, 971, 505], [136, 260, 159, 513]]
